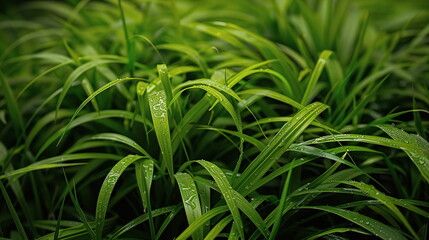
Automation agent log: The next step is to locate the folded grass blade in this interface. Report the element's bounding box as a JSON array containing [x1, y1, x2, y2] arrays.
[[175, 172, 203, 240]]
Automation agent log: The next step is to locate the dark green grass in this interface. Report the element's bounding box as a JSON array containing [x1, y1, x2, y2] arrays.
[[0, 0, 428, 239]]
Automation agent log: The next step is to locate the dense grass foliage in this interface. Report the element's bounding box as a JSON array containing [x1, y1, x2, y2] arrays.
[[1, 0, 428, 239]]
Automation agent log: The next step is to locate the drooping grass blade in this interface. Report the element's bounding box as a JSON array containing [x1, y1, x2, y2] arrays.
[[302, 206, 407, 239]]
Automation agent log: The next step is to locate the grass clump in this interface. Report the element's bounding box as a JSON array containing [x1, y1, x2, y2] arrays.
[[0, 0, 428, 239]]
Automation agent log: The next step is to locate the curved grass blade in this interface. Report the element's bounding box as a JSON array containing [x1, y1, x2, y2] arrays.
[[232, 190, 269, 239], [196, 160, 244, 239], [158, 44, 209, 77], [82, 133, 151, 157], [37, 110, 147, 158], [0, 163, 85, 181], [175, 172, 203, 240], [305, 228, 370, 240], [176, 206, 229, 240], [235, 102, 329, 194], [81, 79, 99, 112], [378, 124, 429, 183], [342, 181, 419, 238], [95, 155, 144, 240], [303, 206, 407, 239], [55, 59, 125, 118], [17, 60, 73, 99], [205, 215, 233, 240], [155, 204, 184, 240], [238, 89, 304, 110], [36, 217, 117, 240], [57, 77, 144, 145], [301, 50, 332, 105], [107, 206, 178, 240], [149, 90, 174, 181]]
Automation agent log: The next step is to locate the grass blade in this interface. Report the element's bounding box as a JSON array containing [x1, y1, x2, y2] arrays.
[[196, 160, 245, 239], [301, 50, 332, 105], [0, 181, 29, 240], [175, 172, 203, 240], [235, 102, 329, 194], [0, 71, 24, 136], [342, 181, 419, 238], [269, 160, 294, 240], [149, 90, 174, 181], [95, 155, 144, 240], [135, 159, 155, 239], [378, 124, 429, 183], [176, 206, 229, 240], [303, 206, 407, 239]]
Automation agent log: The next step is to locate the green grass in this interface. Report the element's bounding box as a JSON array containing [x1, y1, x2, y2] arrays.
[[0, 0, 428, 239]]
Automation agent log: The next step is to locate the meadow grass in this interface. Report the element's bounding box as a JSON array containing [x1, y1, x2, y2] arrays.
[[0, 0, 428, 239]]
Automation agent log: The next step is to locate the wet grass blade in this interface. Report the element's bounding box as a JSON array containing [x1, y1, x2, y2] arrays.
[[175, 172, 203, 240], [378, 124, 429, 183], [176, 206, 229, 240], [303, 206, 407, 239], [196, 160, 245, 239], [135, 159, 155, 239], [95, 155, 144, 240], [232, 190, 269, 239], [235, 102, 329, 194], [158, 64, 173, 104], [149, 90, 174, 181], [305, 228, 370, 240], [342, 181, 419, 238]]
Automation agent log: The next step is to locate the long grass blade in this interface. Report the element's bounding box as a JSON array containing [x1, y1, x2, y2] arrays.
[[94, 155, 144, 240], [235, 102, 328, 194], [175, 172, 203, 240], [0, 181, 29, 240], [303, 206, 407, 239], [196, 160, 245, 239], [149, 90, 174, 181]]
